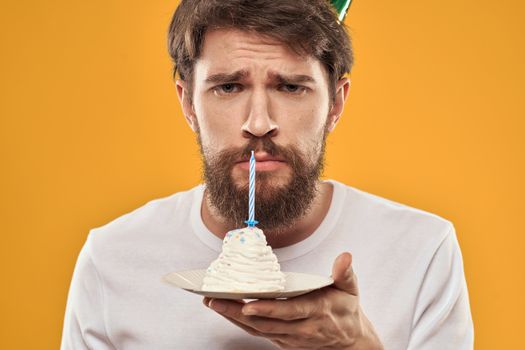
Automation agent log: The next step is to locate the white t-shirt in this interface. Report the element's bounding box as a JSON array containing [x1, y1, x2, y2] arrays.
[[61, 180, 473, 349]]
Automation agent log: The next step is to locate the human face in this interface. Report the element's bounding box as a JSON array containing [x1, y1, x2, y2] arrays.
[[178, 29, 339, 190]]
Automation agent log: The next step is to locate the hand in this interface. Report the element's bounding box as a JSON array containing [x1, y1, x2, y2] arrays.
[[203, 252, 384, 349]]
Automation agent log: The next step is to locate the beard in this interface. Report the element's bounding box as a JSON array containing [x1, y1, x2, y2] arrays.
[[198, 130, 328, 233]]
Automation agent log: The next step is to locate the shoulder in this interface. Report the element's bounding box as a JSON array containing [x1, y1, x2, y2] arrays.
[[86, 185, 203, 254], [329, 180, 455, 255]]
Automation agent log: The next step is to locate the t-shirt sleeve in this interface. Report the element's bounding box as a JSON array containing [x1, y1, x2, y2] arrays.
[[406, 225, 474, 350], [61, 234, 115, 350]]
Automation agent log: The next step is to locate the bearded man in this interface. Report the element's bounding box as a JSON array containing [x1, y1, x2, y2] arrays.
[[61, 1, 474, 349]]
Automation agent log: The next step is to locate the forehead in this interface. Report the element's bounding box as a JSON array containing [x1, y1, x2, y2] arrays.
[[194, 28, 327, 81]]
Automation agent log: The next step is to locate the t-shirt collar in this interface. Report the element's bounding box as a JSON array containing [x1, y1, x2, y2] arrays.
[[190, 179, 346, 262]]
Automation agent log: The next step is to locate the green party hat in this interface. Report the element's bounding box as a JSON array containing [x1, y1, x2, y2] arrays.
[[330, 0, 353, 22]]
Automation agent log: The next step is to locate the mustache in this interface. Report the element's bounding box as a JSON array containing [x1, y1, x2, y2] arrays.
[[207, 137, 299, 169]]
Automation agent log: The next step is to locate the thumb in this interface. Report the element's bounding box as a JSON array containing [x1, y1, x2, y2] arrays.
[[331, 252, 359, 296]]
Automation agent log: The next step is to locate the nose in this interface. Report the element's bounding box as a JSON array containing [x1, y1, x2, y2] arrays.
[[241, 88, 278, 138]]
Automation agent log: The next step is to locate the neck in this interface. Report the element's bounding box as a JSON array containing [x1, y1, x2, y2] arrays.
[[201, 181, 334, 248]]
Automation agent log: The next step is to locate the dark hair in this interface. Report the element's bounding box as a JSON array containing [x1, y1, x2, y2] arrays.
[[167, 0, 353, 101]]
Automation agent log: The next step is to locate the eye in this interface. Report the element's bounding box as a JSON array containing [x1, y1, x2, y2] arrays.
[[213, 83, 241, 95], [279, 84, 307, 94]]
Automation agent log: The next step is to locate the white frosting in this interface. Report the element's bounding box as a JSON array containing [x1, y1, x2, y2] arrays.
[[202, 227, 286, 292]]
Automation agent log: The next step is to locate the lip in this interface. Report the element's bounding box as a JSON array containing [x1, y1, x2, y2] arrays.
[[236, 152, 287, 172], [237, 160, 286, 171], [236, 152, 286, 163]]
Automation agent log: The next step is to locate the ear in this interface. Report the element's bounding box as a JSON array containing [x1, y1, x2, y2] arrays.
[[326, 77, 351, 132], [175, 79, 198, 132]]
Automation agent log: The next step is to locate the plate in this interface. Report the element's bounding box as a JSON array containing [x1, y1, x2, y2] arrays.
[[162, 269, 334, 300]]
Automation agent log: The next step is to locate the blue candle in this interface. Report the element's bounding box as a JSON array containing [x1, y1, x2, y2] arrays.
[[245, 150, 258, 227]]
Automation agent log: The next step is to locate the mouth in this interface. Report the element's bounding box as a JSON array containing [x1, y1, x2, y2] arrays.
[[235, 152, 287, 172]]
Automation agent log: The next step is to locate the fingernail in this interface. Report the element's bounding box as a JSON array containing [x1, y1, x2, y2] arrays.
[[242, 306, 256, 315], [209, 299, 226, 313], [343, 253, 352, 270]]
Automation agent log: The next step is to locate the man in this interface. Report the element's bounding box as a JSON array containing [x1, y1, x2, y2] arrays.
[[61, 0, 474, 349]]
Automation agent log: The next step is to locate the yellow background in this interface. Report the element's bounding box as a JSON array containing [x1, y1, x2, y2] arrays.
[[1, 0, 523, 348]]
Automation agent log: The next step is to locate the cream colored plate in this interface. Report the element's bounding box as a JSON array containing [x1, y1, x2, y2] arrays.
[[162, 269, 334, 300]]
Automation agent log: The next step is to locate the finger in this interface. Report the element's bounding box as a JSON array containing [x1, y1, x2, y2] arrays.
[[223, 316, 305, 349], [269, 334, 304, 349], [203, 297, 244, 307], [207, 298, 300, 334], [204, 298, 260, 336], [222, 315, 262, 337], [332, 252, 359, 296], [223, 315, 313, 349], [241, 297, 316, 320]]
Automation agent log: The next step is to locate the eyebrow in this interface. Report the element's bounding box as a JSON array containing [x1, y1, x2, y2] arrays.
[[270, 73, 316, 84], [204, 70, 316, 85], [205, 70, 249, 84]]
